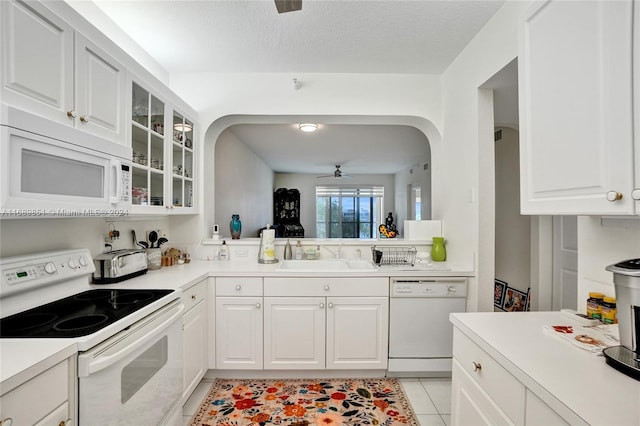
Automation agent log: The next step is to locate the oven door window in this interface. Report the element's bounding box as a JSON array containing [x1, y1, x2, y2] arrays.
[[121, 335, 168, 403]]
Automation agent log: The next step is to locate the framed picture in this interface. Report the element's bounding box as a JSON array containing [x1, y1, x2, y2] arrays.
[[494, 279, 507, 309], [502, 287, 529, 312]]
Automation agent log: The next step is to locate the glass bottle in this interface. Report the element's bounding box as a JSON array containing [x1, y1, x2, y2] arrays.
[[230, 214, 242, 239], [431, 237, 446, 261]]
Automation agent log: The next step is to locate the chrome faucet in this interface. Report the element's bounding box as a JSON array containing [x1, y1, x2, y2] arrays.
[[319, 244, 342, 259]]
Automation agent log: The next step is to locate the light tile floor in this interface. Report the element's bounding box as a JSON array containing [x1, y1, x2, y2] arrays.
[[182, 377, 452, 426]]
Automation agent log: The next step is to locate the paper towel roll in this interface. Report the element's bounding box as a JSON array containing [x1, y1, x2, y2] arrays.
[[261, 229, 276, 261]]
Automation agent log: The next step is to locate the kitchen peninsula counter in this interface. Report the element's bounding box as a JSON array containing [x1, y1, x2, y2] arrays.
[[95, 258, 474, 293], [450, 312, 640, 426], [2, 259, 473, 390]]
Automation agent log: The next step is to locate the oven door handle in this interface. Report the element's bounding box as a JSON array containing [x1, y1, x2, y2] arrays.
[[79, 301, 184, 376]]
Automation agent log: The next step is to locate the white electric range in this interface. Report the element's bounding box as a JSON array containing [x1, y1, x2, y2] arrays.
[[0, 249, 184, 425]]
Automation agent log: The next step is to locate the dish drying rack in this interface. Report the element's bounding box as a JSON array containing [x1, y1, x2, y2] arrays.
[[371, 246, 417, 266]]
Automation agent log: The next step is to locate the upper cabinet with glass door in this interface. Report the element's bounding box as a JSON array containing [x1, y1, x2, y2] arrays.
[[171, 111, 195, 210], [130, 80, 196, 214], [131, 81, 167, 213]]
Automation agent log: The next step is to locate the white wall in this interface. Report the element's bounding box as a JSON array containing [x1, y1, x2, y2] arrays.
[[214, 129, 274, 238], [440, 1, 529, 311], [494, 127, 530, 293], [10, 0, 636, 315], [0, 217, 171, 259], [274, 173, 395, 238], [576, 218, 640, 313]]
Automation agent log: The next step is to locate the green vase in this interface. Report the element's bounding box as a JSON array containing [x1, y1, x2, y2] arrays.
[[431, 237, 446, 261]]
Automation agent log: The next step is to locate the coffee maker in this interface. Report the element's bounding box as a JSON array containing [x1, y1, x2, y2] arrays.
[[604, 258, 640, 380]]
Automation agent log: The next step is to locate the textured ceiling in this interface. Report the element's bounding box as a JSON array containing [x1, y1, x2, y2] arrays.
[[228, 123, 430, 174], [87, 0, 508, 174], [91, 0, 505, 74]]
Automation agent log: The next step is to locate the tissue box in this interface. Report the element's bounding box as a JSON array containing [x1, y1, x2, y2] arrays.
[[404, 220, 442, 241]]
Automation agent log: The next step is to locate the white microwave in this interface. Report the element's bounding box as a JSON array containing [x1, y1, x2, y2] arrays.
[[1, 106, 132, 217]]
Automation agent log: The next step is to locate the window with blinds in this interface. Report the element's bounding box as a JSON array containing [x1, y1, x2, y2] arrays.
[[315, 186, 384, 238]]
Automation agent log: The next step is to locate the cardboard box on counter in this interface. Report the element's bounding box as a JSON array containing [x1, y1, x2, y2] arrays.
[[403, 220, 442, 241]]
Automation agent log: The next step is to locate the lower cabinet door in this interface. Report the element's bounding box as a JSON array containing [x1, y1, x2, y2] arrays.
[[215, 297, 263, 369], [451, 359, 514, 426], [182, 300, 207, 401], [264, 297, 325, 369], [525, 391, 570, 426], [326, 297, 388, 369]]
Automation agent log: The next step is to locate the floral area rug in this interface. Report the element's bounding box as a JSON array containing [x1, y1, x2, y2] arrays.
[[189, 378, 419, 425]]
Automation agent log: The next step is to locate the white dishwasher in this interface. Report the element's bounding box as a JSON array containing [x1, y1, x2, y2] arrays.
[[388, 277, 467, 374]]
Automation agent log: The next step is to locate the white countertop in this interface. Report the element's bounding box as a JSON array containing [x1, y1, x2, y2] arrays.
[[450, 312, 640, 426], [1, 259, 473, 390], [0, 339, 77, 394]]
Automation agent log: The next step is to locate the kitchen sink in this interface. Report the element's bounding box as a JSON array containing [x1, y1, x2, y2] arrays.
[[277, 259, 378, 272]]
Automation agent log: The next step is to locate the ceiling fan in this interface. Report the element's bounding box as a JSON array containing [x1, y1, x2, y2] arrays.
[[317, 165, 352, 179], [275, 0, 302, 14]]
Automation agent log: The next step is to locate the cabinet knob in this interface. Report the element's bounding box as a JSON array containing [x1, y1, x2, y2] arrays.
[[324, 285, 330, 291], [59, 419, 72, 426], [632, 189, 640, 200], [79, 115, 89, 123], [66, 110, 77, 119], [328, 303, 333, 309], [255, 303, 261, 309], [472, 362, 482, 372], [606, 191, 623, 202], [319, 303, 325, 309], [235, 285, 241, 291], [1, 418, 14, 426], [191, 294, 197, 300]]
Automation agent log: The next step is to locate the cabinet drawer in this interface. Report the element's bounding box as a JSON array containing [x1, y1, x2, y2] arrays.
[[0, 359, 69, 425], [217, 277, 263, 296], [182, 280, 207, 311], [452, 360, 513, 425], [453, 328, 525, 424], [264, 277, 388, 297]]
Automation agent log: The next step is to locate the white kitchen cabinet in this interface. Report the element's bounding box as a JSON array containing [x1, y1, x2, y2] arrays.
[[525, 391, 570, 426], [451, 328, 525, 425], [170, 110, 195, 210], [0, 356, 75, 426], [263, 277, 388, 370], [264, 297, 326, 369], [326, 297, 388, 369], [215, 277, 263, 369], [450, 321, 589, 426], [181, 279, 207, 404], [519, 0, 636, 215], [451, 360, 512, 426], [1, 0, 127, 144], [130, 78, 196, 214]]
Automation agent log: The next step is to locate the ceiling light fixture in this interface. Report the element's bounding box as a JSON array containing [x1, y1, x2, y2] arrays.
[[298, 123, 318, 133], [174, 123, 193, 132]]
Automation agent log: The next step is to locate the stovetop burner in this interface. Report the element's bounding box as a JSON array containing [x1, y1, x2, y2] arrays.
[[0, 289, 172, 338]]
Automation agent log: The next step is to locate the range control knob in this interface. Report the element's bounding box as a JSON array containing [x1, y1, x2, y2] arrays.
[[67, 259, 77, 269], [78, 256, 88, 267], [44, 262, 56, 274]]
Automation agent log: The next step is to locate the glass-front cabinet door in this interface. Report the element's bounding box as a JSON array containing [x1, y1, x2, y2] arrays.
[[171, 111, 194, 209], [131, 82, 165, 211], [130, 79, 196, 214]]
